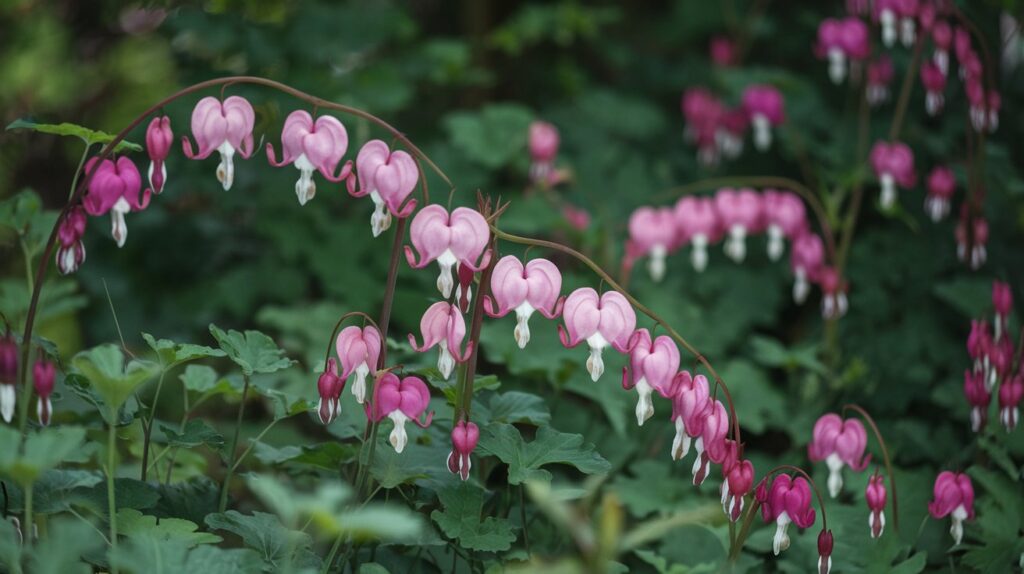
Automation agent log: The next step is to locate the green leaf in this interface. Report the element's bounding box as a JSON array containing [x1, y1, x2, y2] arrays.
[[209, 325, 295, 376], [160, 419, 225, 451], [431, 483, 516, 552], [179, 365, 243, 397], [70, 345, 159, 421], [183, 546, 265, 573], [72, 478, 160, 516], [26, 517, 105, 574], [444, 104, 534, 168], [32, 469, 102, 514], [369, 442, 436, 489], [489, 391, 551, 426], [0, 425, 87, 485], [0, 518, 21, 573], [610, 460, 692, 518], [63, 374, 139, 427], [358, 564, 391, 574], [151, 477, 220, 526], [109, 538, 190, 573], [142, 333, 225, 369], [477, 423, 611, 484], [252, 441, 358, 471], [205, 511, 320, 571], [118, 508, 221, 547], [0, 189, 42, 234], [6, 118, 142, 152]]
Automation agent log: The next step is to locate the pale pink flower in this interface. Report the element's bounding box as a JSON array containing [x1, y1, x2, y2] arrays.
[[761, 190, 807, 261], [714, 188, 762, 263], [409, 302, 472, 380], [628, 207, 677, 281], [348, 140, 419, 236], [790, 231, 825, 304], [558, 288, 636, 381], [807, 413, 870, 497], [529, 121, 560, 185], [622, 329, 680, 426], [366, 373, 433, 453], [668, 372, 711, 461], [674, 196, 720, 272], [405, 205, 491, 298], [483, 256, 563, 348], [759, 474, 817, 556], [82, 157, 149, 247], [266, 110, 352, 205], [181, 96, 255, 191], [336, 326, 382, 404]]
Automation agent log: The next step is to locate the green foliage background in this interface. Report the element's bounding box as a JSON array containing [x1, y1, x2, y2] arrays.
[[0, 0, 1023, 572]]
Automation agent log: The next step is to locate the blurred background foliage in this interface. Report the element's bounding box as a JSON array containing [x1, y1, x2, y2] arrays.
[[1, 0, 1023, 572]]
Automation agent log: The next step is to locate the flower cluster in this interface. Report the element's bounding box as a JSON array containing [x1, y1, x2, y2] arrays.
[[964, 281, 1021, 433], [680, 84, 785, 167]]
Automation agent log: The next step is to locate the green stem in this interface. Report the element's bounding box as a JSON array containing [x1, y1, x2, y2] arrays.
[[729, 498, 760, 561], [230, 419, 279, 473], [22, 483, 32, 551], [218, 374, 250, 513], [67, 144, 91, 202], [19, 239, 33, 295], [108, 423, 119, 573], [889, 35, 923, 142], [140, 369, 167, 481]]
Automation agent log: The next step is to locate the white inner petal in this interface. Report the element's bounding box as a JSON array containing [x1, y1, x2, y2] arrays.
[[648, 244, 667, 282], [773, 512, 792, 555], [438, 343, 455, 380], [216, 141, 236, 191], [369, 190, 392, 237], [825, 453, 845, 498], [352, 362, 371, 404], [294, 154, 316, 205], [767, 224, 784, 261], [827, 49, 846, 84], [724, 225, 747, 263], [753, 114, 772, 151], [691, 233, 709, 272], [436, 250, 457, 298], [672, 417, 692, 460], [633, 378, 655, 426], [0, 385, 15, 423], [388, 411, 410, 453], [513, 302, 536, 349], [585, 332, 609, 382], [111, 197, 131, 248]]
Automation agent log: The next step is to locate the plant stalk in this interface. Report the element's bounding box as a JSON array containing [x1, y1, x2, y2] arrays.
[[108, 422, 119, 573], [218, 374, 250, 513]]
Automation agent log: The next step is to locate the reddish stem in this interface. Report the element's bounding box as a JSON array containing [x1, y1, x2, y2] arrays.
[[843, 403, 900, 532]]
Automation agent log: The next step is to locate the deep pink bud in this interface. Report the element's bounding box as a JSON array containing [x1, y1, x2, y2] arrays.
[[955, 210, 988, 269], [529, 121, 559, 185], [145, 116, 173, 195], [867, 56, 895, 105], [870, 141, 916, 209], [559, 288, 636, 382], [808, 413, 870, 496], [408, 302, 473, 380], [818, 529, 834, 574], [622, 329, 680, 426], [0, 333, 19, 423], [32, 359, 55, 427], [628, 207, 677, 281], [866, 473, 887, 538], [924, 166, 956, 222], [56, 206, 88, 275], [483, 256, 563, 348], [366, 373, 433, 453], [181, 95, 255, 191], [928, 471, 974, 545], [316, 358, 343, 425], [348, 139, 418, 235], [82, 157, 149, 247], [790, 232, 825, 304], [963, 370, 990, 433], [818, 267, 848, 320], [999, 374, 1023, 431], [723, 457, 754, 522], [920, 61, 947, 116], [405, 205, 491, 298], [447, 420, 480, 481], [710, 36, 738, 66], [690, 400, 728, 486], [992, 281, 1013, 317], [562, 204, 591, 231]]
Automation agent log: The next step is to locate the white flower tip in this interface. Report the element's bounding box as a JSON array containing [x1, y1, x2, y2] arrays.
[[514, 319, 531, 349], [586, 347, 605, 381], [390, 421, 408, 453], [438, 346, 455, 380]]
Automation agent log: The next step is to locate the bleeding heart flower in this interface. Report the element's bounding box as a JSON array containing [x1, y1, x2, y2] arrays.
[[483, 256, 563, 349], [928, 471, 974, 545], [866, 472, 888, 538], [145, 116, 172, 195], [790, 231, 825, 304], [920, 61, 947, 116], [349, 140, 419, 236], [316, 358, 344, 425], [742, 85, 785, 151], [0, 332, 18, 423], [870, 141, 916, 209], [999, 373, 1023, 432], [932, 20, 952, 74], [992, 281, 1013, 340], [181, 96, 255, 191], [668, 372, 711, 461], [82, 157, 150, 247], [336, 326, 382, 404], [807, 413, 870, 497], [867, 56, 894, 106], [32, 358, 55, 427], [405, 205, 491, 298], [628, 207, 677, 281], [558, 288, 637, 382], [761, 474, 817, 556], [408, 302, 473, 380], [717, 443, 754, 522], [955, 208, 988, 270], [266, 110, 352, 206], [366, 373, 433, 453], [529, 121, 560, 185], [622, 329, 680, 426], [447, 420, 480, 481], [762, 190, 807, 261], [925, 167, 956, 222], [818, 267, 848, 319], [56, 206, 87, 275], [715, 188, 762, 263], [690, 400, 729, 486], [674, 196, 720, 272], [963, 370, 990, 432]]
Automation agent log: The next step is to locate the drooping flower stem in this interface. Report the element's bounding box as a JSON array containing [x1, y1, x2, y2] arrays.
[[843, 403, 899, 532], [888, 35, 924, 142], [491, 226, 743, 446], [107, 421, 119, 573], [457, 199, 500, 420], [22, 483, 33, 551], [218, 373, 251, 513], [322, 312, 380, 369]]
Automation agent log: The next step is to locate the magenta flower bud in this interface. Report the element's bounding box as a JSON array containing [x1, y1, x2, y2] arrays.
[[818, 529, 834, 574], [955, 210, 988, 269], [349, 140, 419, 236], [32, 358, 56, 427], [690, 400, 729, 486], [405, 205, 491, 298], [920, 62, 947, 116], [266, 110, 352, 206], [761, 474, 817, 556], [56, 206, 88, 275], [558, 288, 636, 382], [622, 329, 680, 426], [447, 420, 480, 481], [866, 473, 888, 538], [841, 17, 870, 60], [993, 281, 1013, 329], [717, 108, 748, 160], [790, 232, 825, 304], [409, 302, 472, 380], [669, 372, 710, 461], [82, 157, 149, 247], [808, 413, 870, 497], [967, 320, 992, 375], [963, 370, 990, 433], [145, 116, 172, 195], [181, 96, 255, 191], [628, 207, 677, 281], [714, 188, 762, 263], [483, 256, 563, 349], [928, 471, 975, 545], [674, 196, 720, 272], [818, 266, 848, 319], [316, 358, 343, 425], [0, 333, 19, 423], [986, 91, 1001, 133], [932, 21, 952, 74], [562, 204, 591, 231], [742, 85, 785, 151], [999, 374, 1023, 432], [366, 373, 433, 453], [924, 167, 956, 222], [709, 36, 737, 67], [335, 326, 382, 405], [870, 141, 916, 209], [762, 190, 807, 261], [717, 446, 753, 522], [528, 121, 559, 185], [847, 0, 869, 15], [867, 56, 895, 106]]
